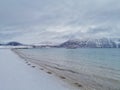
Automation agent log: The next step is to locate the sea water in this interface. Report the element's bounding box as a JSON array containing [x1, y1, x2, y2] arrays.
[[17, 48, 120, 90], [19, 48, 120, 77], [20, 48, 120, 69]]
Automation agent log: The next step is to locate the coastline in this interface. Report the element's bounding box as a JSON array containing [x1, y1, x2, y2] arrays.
[[12, 48, 120, 90]]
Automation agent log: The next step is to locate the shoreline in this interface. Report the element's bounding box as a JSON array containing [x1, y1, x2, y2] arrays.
[[12, 49, 120, 90]]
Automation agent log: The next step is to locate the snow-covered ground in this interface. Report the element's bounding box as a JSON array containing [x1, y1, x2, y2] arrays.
[[0, 49, 70, 90]]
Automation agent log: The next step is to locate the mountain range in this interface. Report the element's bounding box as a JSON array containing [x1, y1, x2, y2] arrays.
[[0, 38, 120, 48], [58, 38, 120, 48]]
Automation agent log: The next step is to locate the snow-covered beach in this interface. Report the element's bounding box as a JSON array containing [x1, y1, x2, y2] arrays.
[[1, 48, 120, 90], [1, 0, 120, 90], [0, 49, 71, 90]]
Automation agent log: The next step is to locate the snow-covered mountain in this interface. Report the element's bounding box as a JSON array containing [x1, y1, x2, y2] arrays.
[[59, 38, 120, 48], [1, 38, 120, 48], [0, 41, 33, 49], [0, 41, 23, 46]]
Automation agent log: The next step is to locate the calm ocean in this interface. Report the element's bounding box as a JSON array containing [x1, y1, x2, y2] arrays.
[[22, 48, 120, 69], [17, 48, 120, 90], [18, 48, 120, 80]]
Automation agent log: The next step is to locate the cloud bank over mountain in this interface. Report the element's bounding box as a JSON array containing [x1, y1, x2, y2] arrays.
[[0, 0, 120, 44]]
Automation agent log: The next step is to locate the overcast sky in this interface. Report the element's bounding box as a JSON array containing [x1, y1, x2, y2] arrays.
[[0, 0, 120, 44]]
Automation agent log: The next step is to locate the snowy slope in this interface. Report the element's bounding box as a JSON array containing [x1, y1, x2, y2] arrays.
[[59, 38, 120, 48], [0, 49, 70, 90]]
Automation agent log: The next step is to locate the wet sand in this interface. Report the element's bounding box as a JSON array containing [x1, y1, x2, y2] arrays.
[[13, 49, 120, 90]]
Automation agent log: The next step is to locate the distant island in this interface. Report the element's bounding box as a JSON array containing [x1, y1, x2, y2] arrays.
[[0, 41, 23, 46]]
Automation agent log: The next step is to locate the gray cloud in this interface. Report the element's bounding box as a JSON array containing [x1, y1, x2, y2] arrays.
[[0, 0, 120, 43]]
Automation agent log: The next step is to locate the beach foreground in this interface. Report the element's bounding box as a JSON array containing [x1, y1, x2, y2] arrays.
[[0, 49, 71, 90], [13, 48, 120, 90]]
